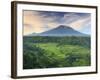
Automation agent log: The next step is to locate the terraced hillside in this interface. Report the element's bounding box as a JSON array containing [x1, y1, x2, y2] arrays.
[[23, 36, 91, 69]]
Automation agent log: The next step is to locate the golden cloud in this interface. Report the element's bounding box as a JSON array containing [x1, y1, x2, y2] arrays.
[[23, 11, 45, 35]]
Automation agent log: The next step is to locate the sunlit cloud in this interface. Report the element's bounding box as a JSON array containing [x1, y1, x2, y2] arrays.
[[69, 17, 91, 30], [23, 11, 45, 34], [24, 24, 34, 35], [23, 10, 91, 35]]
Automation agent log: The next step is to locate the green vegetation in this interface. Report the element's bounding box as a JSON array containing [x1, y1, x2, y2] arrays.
[[23, 36, 91, 69]]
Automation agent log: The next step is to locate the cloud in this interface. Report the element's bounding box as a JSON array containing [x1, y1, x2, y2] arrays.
[[23, 11, 60, 35], [23, 11, 91, 35], [57, 13, 91, 31], [23, 11, 45, 35], [24, 24, 34, 35], [69, 17, 91, 30], [62, 13, 81, 24]]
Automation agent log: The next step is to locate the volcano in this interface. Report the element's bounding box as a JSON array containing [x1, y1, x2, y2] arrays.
[[29, 25, 87, 36]]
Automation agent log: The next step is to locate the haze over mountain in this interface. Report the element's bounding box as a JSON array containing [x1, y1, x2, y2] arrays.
[[27, 25, 88, 36]]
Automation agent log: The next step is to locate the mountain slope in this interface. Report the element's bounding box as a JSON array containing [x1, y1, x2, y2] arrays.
[[28, 25, 87, 36]]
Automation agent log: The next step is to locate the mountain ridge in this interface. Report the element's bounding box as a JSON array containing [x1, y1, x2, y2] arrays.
[[27, 25, 88, 36]]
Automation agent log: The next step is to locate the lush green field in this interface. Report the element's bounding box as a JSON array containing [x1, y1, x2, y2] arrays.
[[23, 36, 91, 69]]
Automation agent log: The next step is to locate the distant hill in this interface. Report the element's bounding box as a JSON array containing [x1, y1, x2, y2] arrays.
[[27, 25, 88, 36]]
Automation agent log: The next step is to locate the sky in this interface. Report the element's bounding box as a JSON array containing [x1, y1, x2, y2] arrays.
[[23, 10, 91, 35]]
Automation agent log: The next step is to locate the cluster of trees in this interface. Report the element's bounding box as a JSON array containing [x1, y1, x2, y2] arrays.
[[23, 36, 91, 69], [23, 36, 90, 48]]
